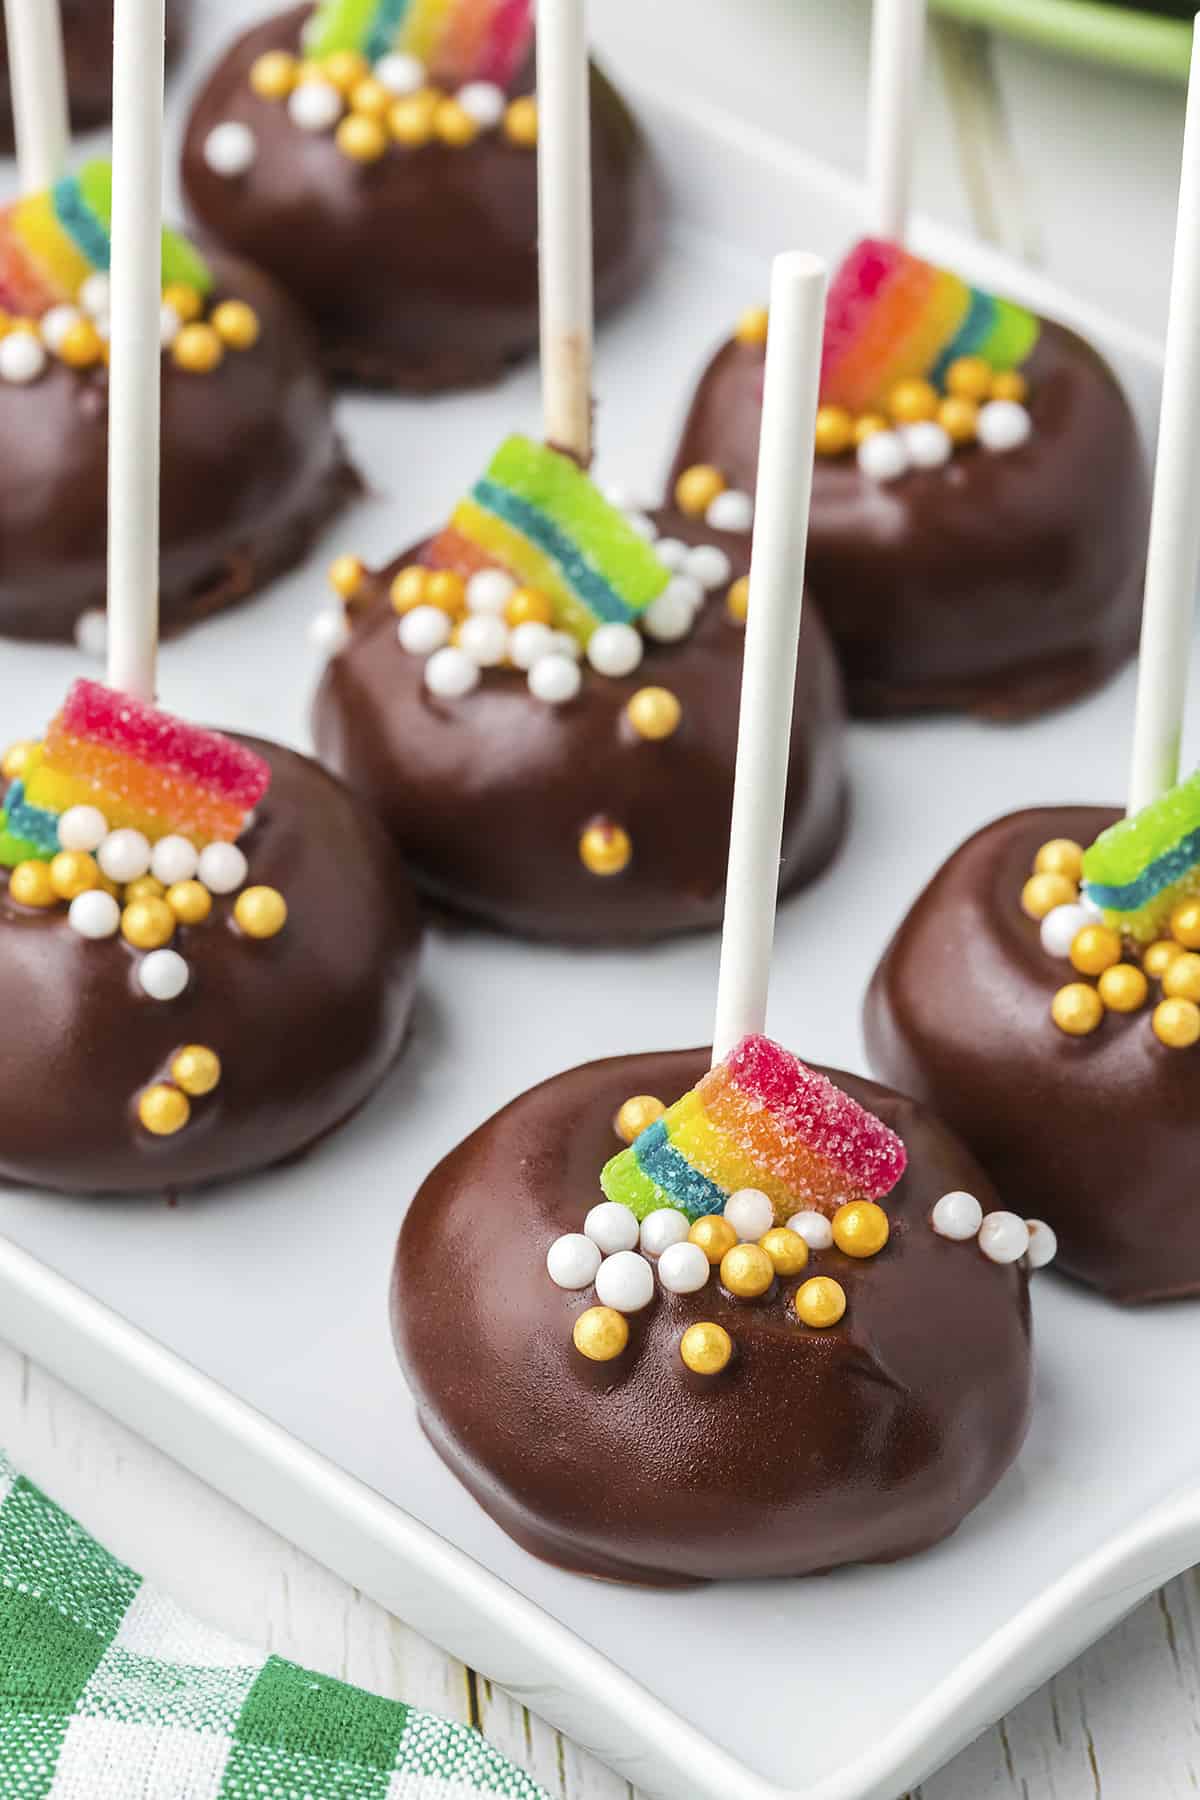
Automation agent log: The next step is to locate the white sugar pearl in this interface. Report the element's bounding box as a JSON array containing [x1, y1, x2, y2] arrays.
[[978, 1210, 1031, 1264], [151, 835, 199, 886], [902, 421, 953, 469], [657, 1239, 711, 1294], [67, 889, 120, 939], [159, 302, 182, 349], [509, 621, 556, 670], [1040, 902, 1093, 959], [787, 1210, 833, 1251], [456, 81, 505, 126], [654, 538, 689, 570], [40, 305, 82, 352], [376, 52, 426, 94], [138, 948, 189, 1002], [1025, 1219, 1058, 1270], [602, 481, 636, 508], [0, 331, 46, 384], [74, 608, 107, 658], [424, 646, 480, 699], [98, 828, 151, 884], [725, 1188, 775, 1241], [308, 607, 350, 656], [288, 79, 343, 131], [705, 489, 754, 533], [203, 120, 257, 177], [683, 544, 732, 590], [198, 841, 247, 895], [931, 1190, 984, 1241], [1080, 892, 1104, 920], [57, 805, 108, 853], [465, 568, 516, 615], [586, 622, 643, 678], [583, 1200, 640, 1255], [528, 654, 582, 705], [457, 614, 509, 667], [624, 511, 657, 542], [857, 429, 909, 482], [398, 605, 452, 656], [546, 1232, 602, 1290], [641, 585, 694, 644], [595, 1249, 655, 1313], [551, 630, 582, 661], [79, 273, 111, 317], [639, 1208, 690, 1256], [977, 399, 1032, 453]]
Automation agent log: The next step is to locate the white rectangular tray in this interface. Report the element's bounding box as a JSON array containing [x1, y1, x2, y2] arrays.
[[0, 8, 1190, 1797]]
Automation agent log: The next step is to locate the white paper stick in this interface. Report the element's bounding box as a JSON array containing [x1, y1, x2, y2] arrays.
[[2, 0, 69, 192], [712, 252, 827, 1065], [106, 0, 166, 703], [1127, 19, 1200, 813], [536, 0, 592, 465], [866, 0, 925, 243]]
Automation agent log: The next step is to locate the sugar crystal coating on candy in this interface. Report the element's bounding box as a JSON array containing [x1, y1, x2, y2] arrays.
[[306, 0, 532, 87], [1082, 767, 1200, 942], [601, 1034, 907, 1224]]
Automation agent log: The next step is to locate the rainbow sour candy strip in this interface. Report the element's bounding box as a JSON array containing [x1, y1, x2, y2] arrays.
[[0, 780, 61, 867], [601, 1035, 907, 1224], [820, 237, 1040, 414], [1082, 769, 1200, 942], [306, 0, 531, 86], [25, 680, 270, 846], [425, 435, 671, 645]]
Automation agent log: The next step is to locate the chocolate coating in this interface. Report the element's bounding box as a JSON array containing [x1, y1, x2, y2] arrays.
[[0, 739, 421, 1196], [0, 251, 357, 642], [864, 804, 1200, 1304], [669, 323, 1149, 720], [0, 0, 189, 146], [393, 1047, 1033, 1585], [181, 5, 661, 392], [312, 505, 847, 942]]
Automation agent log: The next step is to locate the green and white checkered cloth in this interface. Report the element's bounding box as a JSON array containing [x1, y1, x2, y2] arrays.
[[0, 1450, 548, 1799]]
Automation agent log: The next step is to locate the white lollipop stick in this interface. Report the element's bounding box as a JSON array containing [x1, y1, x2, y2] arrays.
[[2, 0, 69, 192], [536, 0, 592, 465], [712, 252, 828, 1065], [866, 0, 926, 243], [1127, 19, 1200, 814], [106, 0, 166, 704]]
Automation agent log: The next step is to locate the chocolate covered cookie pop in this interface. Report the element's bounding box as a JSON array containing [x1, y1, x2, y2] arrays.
[[180, 0, 659, 392]]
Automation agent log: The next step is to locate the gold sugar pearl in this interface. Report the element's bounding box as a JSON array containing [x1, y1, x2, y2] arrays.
[[58, 319, 104, 369], [1034, 837, 1085, 882], [389, 91, 440, 147], [505, 586, 553, 627], [1170, 899, 1200, 949], [759, 1226, 809, 1278], [125, 874, 165, 901], [329, 555, 366, 602], [689, 1214, 738, 1265], [1097, 963, 1148, 1013], [937, 396, 979, 444], [1163, 952, 1200, 1003], [1051, 982, 1104, 1036], [249, 50, 298, 99], [122, 896, 176, 950], [573, 1305, 628, 1362], [887, 377, 939, 424], [171, 1044, 221, 1096], [626, 687, 682, 741], [503, 95, 538, 147], [1021, 871, 1077, 920], [434, 98, 480, 147], [349, 76, 392, 118], [337, 113, 389, 162], [9, 860, 56, 908], [234, 885, 288, 939], [1154, 997, 1200, 1048], [167, 880, 213, 926], [425, 570, 467, 616], [1069, 924, 1122, 977], [211, 300, 261, 351], [323, 49, 371, 93], [674, 464, 726, 518], [832, 1199, 889, 1259], [793, 1275, 846, 1329], [1143, 938, 1183, 979], [991, 369, 1028, 403], [854, 413, 889, 445], [679, 1322, 733, 1375], [614, 1094, 665, 1144], [719, 1243, 774, 1299], [173, 323, 224, 375], [138, 1083, 190, 1137], [734, 305, 769, 348], [390, 565, 429, 613], [945, 355, 994, 401], [814, 405, 854, 458], [2, 739, 38, 780], [726, 576, 749, 624], [162, 282, 204, 324], [49, 851, 99, 900], [579, 822, 632, 877]]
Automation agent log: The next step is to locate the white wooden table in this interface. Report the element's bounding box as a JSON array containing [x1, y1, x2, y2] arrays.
[[4, 1335, 1200, 1800]]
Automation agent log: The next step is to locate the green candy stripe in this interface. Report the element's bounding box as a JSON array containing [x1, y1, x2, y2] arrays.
[[1083, 767, 1200, 887], [599, 1147, 662, 1219], [304, 0, 392, 57], [74, 159, 213, 296]]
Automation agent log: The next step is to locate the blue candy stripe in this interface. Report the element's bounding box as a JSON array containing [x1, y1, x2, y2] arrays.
[[472, 479, 637, 627], [52, 177, 110, 273], [1083, 824, 1200, 913], [366, 0, 410, 61], [633, 1119, 728, 1223], [931, 286, 995, 386], [3, 782, 60, 857]]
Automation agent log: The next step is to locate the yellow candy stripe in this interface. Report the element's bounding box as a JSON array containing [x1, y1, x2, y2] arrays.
[[12, 192, 94, 304], [451, 497, 596, 641], [667, 1092, 797, 1217], [28, 743, 243, 844], [400, 0, 454, 61]]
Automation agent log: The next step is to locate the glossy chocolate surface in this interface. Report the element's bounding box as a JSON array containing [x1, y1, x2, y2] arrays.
[[181, 5, 661, 392], [864, 804, 1200, 1303], [0, 0, 188, 145], [0, 738, 421, 1196], [312, 505, 847, 942], [393, 1047, 1033, 1585], [0, 251, 357, 642], [669, 323, 1149, 720]]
